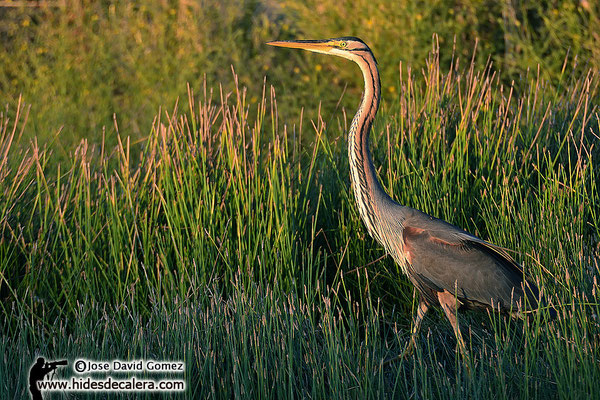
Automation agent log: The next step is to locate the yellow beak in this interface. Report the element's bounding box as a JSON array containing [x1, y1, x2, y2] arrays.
[[266, 39, 334, 54]]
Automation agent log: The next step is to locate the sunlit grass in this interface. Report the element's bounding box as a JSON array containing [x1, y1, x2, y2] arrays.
[[1, 42, 599, 398]]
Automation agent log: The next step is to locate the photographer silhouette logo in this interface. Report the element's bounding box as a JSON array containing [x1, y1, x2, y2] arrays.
[[28, 357, 68, 400]]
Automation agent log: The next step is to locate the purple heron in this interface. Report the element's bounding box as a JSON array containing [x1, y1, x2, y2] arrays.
[[267, 37, 554, 361]]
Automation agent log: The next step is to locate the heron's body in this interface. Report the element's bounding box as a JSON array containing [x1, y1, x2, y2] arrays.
[[267, 37, 550, 358]]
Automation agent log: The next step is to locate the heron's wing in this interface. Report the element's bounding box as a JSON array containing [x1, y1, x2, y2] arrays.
[[402, 216, 538, 311]]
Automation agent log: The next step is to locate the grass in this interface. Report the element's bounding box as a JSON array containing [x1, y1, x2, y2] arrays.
[[1, 32, 599, 398], [1, 0, 599, 153]]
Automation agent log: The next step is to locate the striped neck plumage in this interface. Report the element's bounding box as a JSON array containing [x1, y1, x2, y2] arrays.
[[347, 49, 391, 241]]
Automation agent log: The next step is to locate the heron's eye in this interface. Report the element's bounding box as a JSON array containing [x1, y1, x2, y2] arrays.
[[339, 41, 347, 48]]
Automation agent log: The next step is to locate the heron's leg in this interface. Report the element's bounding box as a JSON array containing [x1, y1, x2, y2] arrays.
[[437, 290, 467, 358], [383, 298, 429, 366]]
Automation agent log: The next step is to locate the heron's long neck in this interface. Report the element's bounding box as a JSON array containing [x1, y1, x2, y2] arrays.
[[348, 52, 393, 241]]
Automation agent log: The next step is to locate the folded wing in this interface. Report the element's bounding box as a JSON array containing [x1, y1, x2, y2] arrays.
[[401, 217, 539, 313]]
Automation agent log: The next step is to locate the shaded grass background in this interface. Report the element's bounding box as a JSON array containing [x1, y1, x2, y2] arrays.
[[1, 0, 599, 398], [1, 0, 599, 151]]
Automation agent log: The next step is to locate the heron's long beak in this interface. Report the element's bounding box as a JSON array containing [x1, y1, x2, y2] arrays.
[[266, 40, 333, 54]]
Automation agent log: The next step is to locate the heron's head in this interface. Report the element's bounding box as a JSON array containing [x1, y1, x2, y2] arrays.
[[267, 37, 372, 62]]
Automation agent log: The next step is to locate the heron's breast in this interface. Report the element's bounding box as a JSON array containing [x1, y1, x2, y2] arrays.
[[373, 221, 410, 274]]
